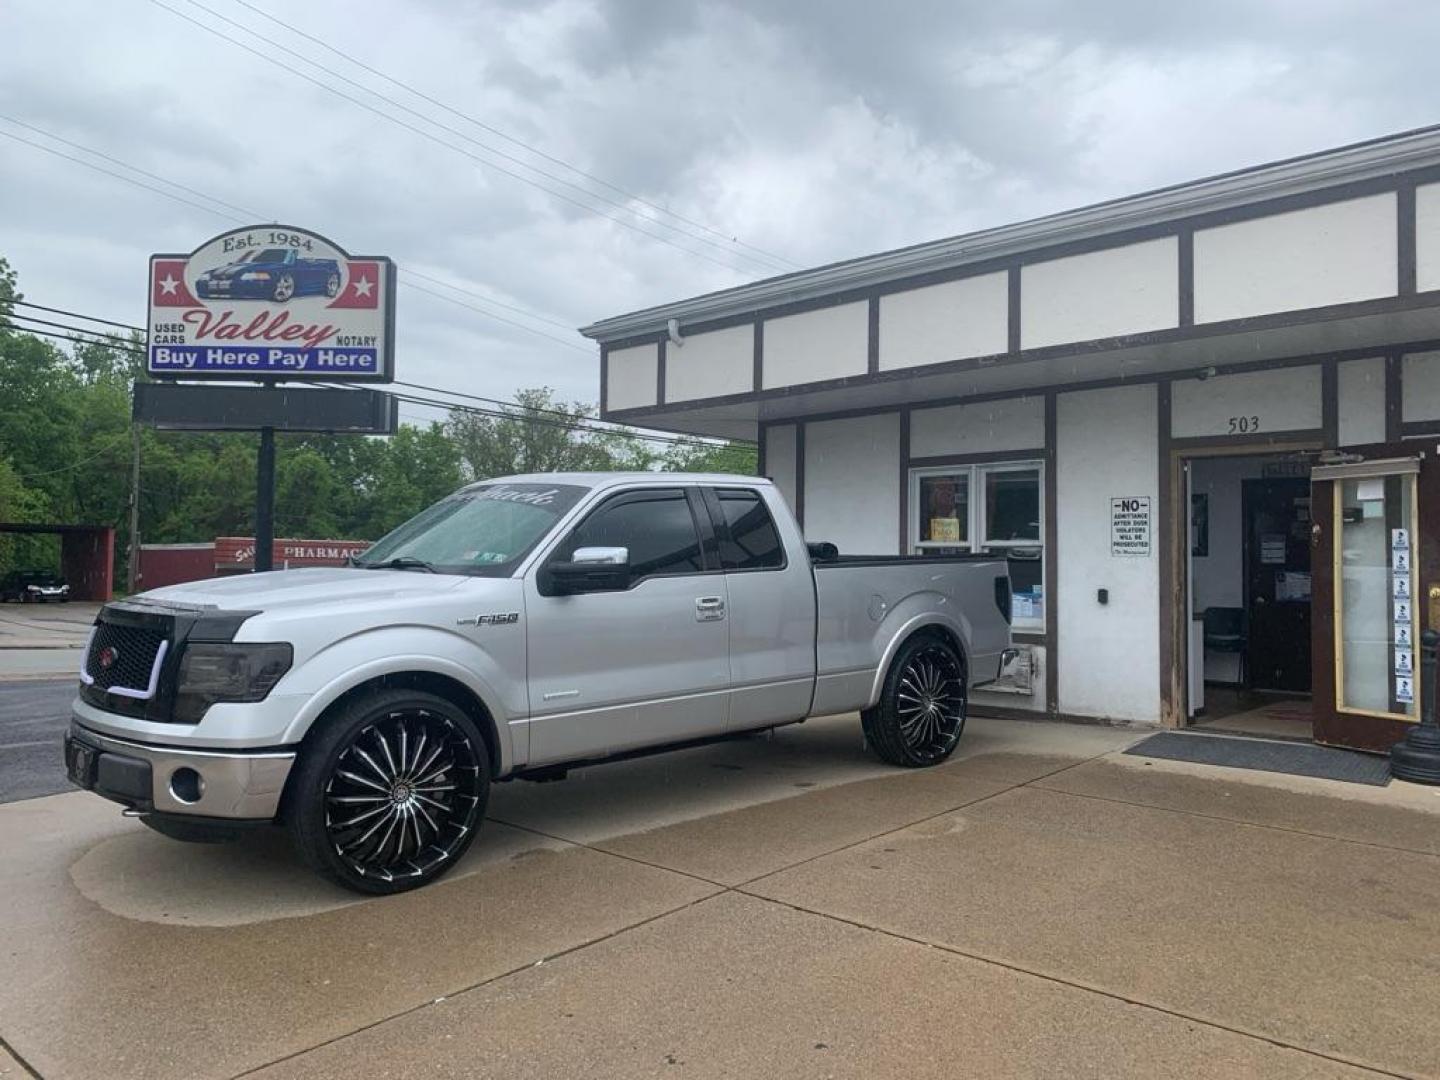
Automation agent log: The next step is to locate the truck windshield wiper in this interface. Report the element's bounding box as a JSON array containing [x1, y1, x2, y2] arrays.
[[357, 556, 439, 573]]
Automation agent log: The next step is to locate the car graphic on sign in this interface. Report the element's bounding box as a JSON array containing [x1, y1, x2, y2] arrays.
[[195, 247, 342, 303]]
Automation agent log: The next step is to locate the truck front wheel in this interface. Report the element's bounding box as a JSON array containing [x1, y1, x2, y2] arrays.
[[286, 689, 490, 894], [862, 633, 967, 767]]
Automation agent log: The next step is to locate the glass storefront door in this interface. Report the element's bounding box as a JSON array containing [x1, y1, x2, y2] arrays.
[[1312, 450, 1432, 752]]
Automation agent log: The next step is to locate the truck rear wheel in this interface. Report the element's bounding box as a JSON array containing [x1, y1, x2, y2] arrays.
[[287, 689, 490, 895], [862, 632, 967, 767]]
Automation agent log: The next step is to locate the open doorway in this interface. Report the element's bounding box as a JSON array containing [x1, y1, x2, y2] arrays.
[[1185, 453, 1314, 740]]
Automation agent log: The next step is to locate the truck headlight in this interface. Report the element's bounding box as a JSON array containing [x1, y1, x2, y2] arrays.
[[173, 643, 292, 723]]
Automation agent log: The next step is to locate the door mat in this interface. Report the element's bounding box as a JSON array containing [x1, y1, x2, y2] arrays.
[[1124, 732, 1391, 786]]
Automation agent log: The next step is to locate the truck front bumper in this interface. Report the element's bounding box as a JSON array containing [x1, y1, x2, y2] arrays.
[[65, 720, 295, 821]]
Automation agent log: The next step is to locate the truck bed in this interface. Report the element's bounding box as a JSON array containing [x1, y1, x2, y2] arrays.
[[808, 551, 1013, 716]]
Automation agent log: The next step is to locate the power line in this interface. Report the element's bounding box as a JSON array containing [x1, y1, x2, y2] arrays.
[[229, 0, 800, 272], [400, 280, 590, 354], [350, 388, 727, 449], [399, 269, 577, 331], [1, 117, 590, 348], [4, 320, 147, 356], [0, 127, 246, 224], [178, 0, 792, 276], [149, 0, 777, 276], [393, 379, 640, 430], [7, 312, 142, 344], [0, 112, 263, 221], [7, 310, 745, 449], [9, 299, 146, 332], [11, 433, 133, 479], [12, 299, 591, 427]]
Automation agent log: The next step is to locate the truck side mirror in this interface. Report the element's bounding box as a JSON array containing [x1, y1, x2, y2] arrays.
[[543, 546, 631, 595]]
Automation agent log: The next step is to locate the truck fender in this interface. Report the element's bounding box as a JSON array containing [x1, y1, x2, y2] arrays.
[[865, 605, 973, 711], [279, 628, 519, 774]]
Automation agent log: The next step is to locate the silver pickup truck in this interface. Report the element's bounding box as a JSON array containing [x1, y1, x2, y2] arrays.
[[65, 473, 1013, 893]]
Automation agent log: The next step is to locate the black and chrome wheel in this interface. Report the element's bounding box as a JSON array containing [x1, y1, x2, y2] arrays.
[[287, 689, 490, 894], [861, 632, 967, 767], [325, 272, 340, 298], [271, 273, 296, 302]]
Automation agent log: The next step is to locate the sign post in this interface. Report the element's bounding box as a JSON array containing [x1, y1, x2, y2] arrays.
[[144, 225, 396, 574], [256, 423, 276, 573]]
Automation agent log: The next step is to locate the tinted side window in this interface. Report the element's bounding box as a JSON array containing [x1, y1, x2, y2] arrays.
[[562, 490, 705, 578], [716, 489, 784, 570]]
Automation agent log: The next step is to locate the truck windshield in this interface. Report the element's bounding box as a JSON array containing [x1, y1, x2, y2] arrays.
[[354, 483, 587, 576]]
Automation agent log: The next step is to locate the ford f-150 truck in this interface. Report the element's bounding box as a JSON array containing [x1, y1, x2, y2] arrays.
[[65, 473, 1013, 894]]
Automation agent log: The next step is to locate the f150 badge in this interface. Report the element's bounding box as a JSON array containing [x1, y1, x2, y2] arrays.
[[457, 612, 520, 627]]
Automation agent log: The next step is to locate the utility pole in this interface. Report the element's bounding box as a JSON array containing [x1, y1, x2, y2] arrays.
[[125, 420, 141, 594], [254, 377, 277, 574], [255, 424, 275, 573]]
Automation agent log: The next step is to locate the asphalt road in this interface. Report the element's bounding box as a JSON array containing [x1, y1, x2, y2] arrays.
[[0, 678, 75, 803]]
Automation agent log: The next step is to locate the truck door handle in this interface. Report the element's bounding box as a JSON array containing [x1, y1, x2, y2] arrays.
[[695, 596, 725, 621]]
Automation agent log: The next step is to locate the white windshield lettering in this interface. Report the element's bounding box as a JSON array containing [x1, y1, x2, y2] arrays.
[[474, 486, 560, 506]]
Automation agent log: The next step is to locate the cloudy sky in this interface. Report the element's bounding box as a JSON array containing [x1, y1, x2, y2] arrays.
[[3, 0, 1437, 422]]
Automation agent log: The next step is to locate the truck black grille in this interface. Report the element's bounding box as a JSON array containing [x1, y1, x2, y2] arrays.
[[85, 621, 167, 695]]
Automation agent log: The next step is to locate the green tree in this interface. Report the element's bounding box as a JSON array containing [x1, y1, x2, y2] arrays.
[[660, 437, 758, 475], [446, 387, 625, 479]]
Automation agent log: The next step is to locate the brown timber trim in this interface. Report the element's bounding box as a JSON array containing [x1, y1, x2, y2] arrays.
[[1177, 229, 1194, 328], [1322, 358, 1339, 447], [656, 338, 667, 406], [1007, 267, 1022, 353], [598, 343, 609, 415], [1043, 390, 1058, 717], [794, 422, 806, 529], [1169, 428, 1327, 451], [867, 297, 881, 375], [752, 321, 764, 392], [592, 164, 1440, 353], [602, 296, 1440, 424], [1399, 180, 1417, 297], [1158, 379, 1181, 727], [908, 448, 1045, 470], [898, 408, 911, 553], [1386, 352, 1404, 441]]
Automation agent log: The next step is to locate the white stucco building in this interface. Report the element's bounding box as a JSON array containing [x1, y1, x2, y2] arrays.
[[582, 127, 1440, 753]]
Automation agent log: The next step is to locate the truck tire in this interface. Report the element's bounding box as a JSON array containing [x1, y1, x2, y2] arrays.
[[286, 689, 490, 895], [862, 632, 967, 768]]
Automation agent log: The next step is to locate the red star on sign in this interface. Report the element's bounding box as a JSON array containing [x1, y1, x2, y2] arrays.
[[327, 261, 382, 309], [151, 260, 201, 307]]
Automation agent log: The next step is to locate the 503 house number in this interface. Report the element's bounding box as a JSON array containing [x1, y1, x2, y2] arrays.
[[1228, 415, 1261, 434]]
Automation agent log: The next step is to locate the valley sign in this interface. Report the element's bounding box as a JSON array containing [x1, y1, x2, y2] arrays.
[[147, 225, 396, 382]]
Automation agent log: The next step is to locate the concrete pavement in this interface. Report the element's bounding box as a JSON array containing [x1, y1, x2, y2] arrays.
[[2, 715, 1438, 1079], [0, 603, 98, 651], [0, 679, 74, 804]]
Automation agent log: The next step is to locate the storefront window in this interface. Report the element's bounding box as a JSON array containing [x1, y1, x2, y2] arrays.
[[1336, 473, 1419, 719], [911, 462, 1044, 630], [917, 473, 969, 545], [985, 467, 1041, 543]]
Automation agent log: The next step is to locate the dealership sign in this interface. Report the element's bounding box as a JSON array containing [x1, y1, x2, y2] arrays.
[[147, 225, 395, 382]]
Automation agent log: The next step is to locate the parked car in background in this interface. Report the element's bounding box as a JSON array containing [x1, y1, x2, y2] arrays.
[[1, 570, 70, 603], [194, 247, 341, 303], [64, 473, 1014, 894]]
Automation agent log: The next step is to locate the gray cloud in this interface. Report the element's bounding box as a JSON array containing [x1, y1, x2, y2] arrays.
[[2, 0, 1437, 411]]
